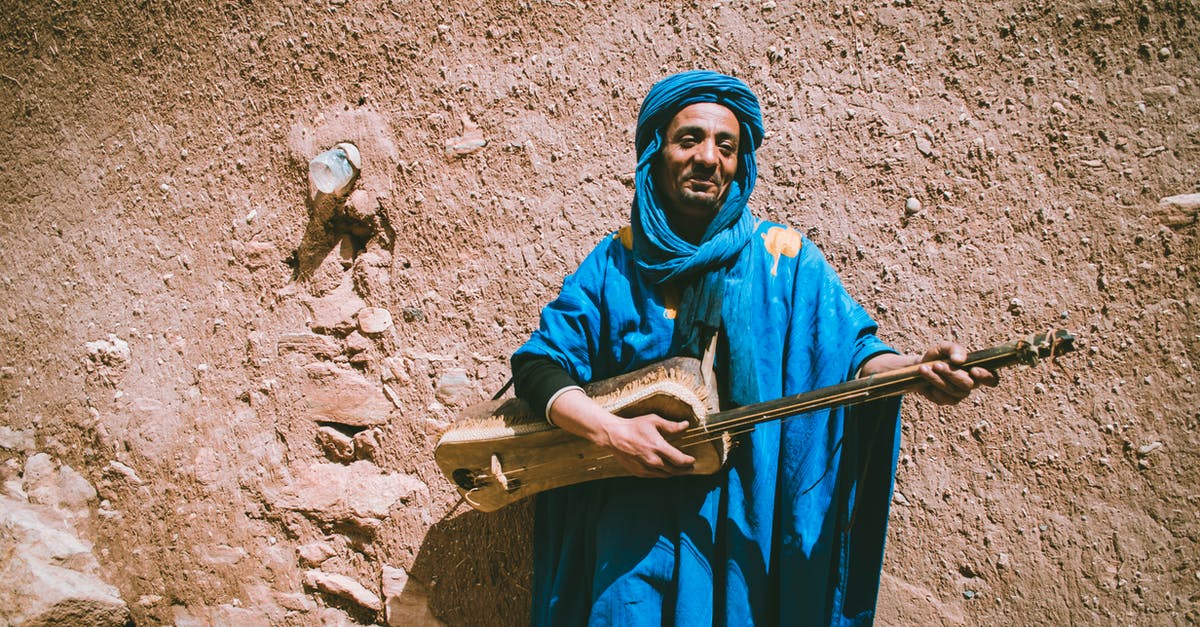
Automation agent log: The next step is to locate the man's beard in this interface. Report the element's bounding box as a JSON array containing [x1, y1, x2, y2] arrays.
[[677, 183, 725, 212]]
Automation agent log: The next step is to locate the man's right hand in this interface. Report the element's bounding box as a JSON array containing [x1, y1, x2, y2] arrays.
[[548, 388, 697, 478], [596, 414, 697, 478]]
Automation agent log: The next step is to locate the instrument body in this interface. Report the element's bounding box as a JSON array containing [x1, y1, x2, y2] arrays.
[[435, 331, 1074, 512], [435, 356, 724, 512]]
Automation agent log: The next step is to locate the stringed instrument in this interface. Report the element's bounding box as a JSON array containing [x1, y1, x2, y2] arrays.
[[435, 330, 1074, 512]]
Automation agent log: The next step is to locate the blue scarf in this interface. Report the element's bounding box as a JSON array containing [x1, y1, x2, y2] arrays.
[[630, 71, 766, 356]]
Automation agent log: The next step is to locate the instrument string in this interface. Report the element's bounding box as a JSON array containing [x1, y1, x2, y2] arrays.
[[472, 348, 1030, 485], [476, 370, 909, 484]]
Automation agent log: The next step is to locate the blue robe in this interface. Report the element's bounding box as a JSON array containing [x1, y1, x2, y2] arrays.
[[514, 220, 903, 626]]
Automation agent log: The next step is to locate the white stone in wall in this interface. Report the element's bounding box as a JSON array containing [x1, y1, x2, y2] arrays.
[[194, 543, 249, 566], [304, 569, 382, 612], [297, 540, 338, 566], [0, 425, 35, 452], [357, 306, 394, 334], [434, 368, 481, 406], [352, 427, 383, 461], [345, 330, 372, 354], [23, 454, 97, 517], [0, 482, 128, 625], [276, 332, 342, 360], [84, 334, 130, 368], [172, 603, 272, 627], [104, 460, 144, 485], [271, 461, 427, 532]]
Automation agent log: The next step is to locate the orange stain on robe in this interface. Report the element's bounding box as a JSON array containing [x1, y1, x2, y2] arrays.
[[617, 226, 679, 319], [761, 226, 802, 276]]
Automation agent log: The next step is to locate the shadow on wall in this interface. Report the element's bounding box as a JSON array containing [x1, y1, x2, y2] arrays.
[[290, 182, 379, 287], [410, 501, 535, 627]]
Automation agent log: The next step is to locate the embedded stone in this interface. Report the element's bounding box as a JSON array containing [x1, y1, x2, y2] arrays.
[[235, 240, 277, 270], [914, 134, 933, 156], [1143, 84, 1179, 101], [297, 541, 337, 566], [1156, 193, 1200, 228], [0, 426, 35, 453], [353, 428, 383, 461], [1160, 193, 1200, 209], [193, 447, 223, 487], [345, 331, 371, 355], [305, 278, 366, 334], [23, 455, 97, 516], [271, 461, 427, 531], [300, 363, 393, 427], [194, 544, 248, 566], [171, 604, 271, 626], [84, 335, 130, 368], [434, 368, 480, 406], [104, 461, 144, 485], [304, 570, 382, 612], [345, 189, 379, 222], [357, 307, 394, 335], [0, 494, 129, 626], [276, 333, 341, 360], [381, 356, 411, 385], [316, 426, 355, 463]]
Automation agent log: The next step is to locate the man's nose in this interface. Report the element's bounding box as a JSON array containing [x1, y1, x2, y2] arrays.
[[693, 138, 719, 166]]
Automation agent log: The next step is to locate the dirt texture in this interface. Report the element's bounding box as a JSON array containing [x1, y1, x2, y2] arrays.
[[1, 0, 1197, 624]]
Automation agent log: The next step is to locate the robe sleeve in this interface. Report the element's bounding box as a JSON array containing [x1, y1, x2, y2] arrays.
[[852, 332, 898, 378], [511, 238, 614, 386]]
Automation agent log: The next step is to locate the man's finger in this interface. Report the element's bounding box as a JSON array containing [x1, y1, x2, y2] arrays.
[[941, 367, 976, 392], [656, 418, 692, 434], [919, 382, 957, 405], [658, 444, 696, 469], [919, 364, 970, 399], [635, 454, 674, 477], [918, 363, 949, 389], [970, 367, 1000, 386], [618, 456, 659, 478]]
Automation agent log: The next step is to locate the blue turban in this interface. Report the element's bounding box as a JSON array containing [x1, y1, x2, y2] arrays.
[[630, 70, 764, 357]]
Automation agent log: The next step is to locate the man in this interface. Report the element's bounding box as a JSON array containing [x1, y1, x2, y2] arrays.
[[511, 71, 995, 626]]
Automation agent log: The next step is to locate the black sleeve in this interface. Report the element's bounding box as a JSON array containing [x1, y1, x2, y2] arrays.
[[511, 353, 581, 418]]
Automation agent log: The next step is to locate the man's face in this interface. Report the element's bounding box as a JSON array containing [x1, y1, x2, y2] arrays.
[[654, 102, 741, 225]]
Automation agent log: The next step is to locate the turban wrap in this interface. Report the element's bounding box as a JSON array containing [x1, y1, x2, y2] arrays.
[[630, 70, 764, 357]]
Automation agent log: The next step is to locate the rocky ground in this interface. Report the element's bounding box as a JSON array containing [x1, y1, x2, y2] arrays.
[[0, 0, 1197, 625]]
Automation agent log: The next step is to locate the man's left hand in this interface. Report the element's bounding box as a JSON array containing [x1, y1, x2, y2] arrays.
[[859, 342, 999, 405], [912, 342, 999, 405]]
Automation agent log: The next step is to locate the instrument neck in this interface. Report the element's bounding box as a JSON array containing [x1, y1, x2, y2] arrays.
[[695, 330, 1070, 433]]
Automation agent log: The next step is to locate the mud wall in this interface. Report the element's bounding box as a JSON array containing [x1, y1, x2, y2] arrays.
[[0, 0, 1196, 624]]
